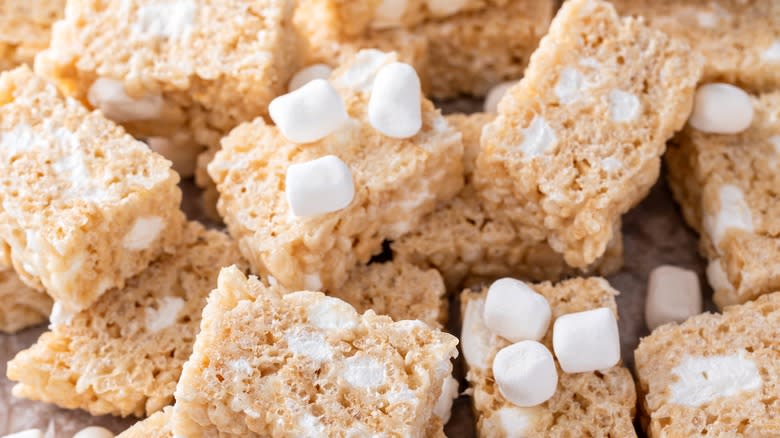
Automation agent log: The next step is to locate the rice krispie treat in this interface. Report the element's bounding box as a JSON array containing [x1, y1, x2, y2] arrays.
[[0, 256, 52, 334], [209, 50, 463, 291], [475, 0, 701, 269], [117, 408, 173, 438], [0, 66, 184, 313], [666, 91, 780, 308], [612, 0, 780, 93], [461, 278, 637, 437], [171, 266, 458, 436], [0, 0, 64, 71], [35, 0, 301, 177], [635, 292, 780, 437], [6, 222, 244, 417]]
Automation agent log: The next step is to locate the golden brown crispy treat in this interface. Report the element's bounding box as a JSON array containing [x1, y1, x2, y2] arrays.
[[666, 92, 780, 308], [612, 0, 780, 93], [635, 292, 780, 437], [0, 0, 64, 71], [209, 50, 463, 292], [6, 223, 245, 418], [117, 407, 173, 438], [0, 66, 184, 312], [171, 266, 458, 437], [475, 0, 701, 269], [461, 278, 636, 437]]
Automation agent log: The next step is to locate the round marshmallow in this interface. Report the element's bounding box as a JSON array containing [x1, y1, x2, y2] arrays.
[[492, 341, 558, 407], [269, 79, 349, 144], [73, 427, 114, 438], [688, 83, 754, 134], [285, 155, 355, 217], [484, 80, 518, 113], [645, 265, 702, 330], [288, 64, 333, 92], [368, 62, 422, 139], [483, 278, 551, 342], [552, 307, 621, 374]]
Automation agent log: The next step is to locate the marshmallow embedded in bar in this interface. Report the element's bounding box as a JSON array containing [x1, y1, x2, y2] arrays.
[[368, 62, 422, 138], [289, 64, 334, 92], [688, 83, 754, 134], [483, 278, 551, 342], [553, 307, 620, 373], [285, 155, 355, 217], [492, 341, 558, 408], [269, 79, 349, 143], [645, 265, 702, 330], [73, 427, 114, 438]]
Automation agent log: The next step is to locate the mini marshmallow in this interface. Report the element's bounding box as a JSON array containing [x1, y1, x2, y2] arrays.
[[73, 427, 114, 438], [645, 265, 702, 330], [368, 62, 422, 139], [1, 430, 44, 438], [269, 79, 349, 144], [552, 307, 620, 373], [492, 341, 558, 407], [285, 155, 355, 217], [484, 80, 518, 113], [288, 64, 333, 92], [483, 278, 551, 342], [688, 83, 754, 134]]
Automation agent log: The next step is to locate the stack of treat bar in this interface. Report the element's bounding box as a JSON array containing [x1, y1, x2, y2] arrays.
[[0, 0, 779, 436]]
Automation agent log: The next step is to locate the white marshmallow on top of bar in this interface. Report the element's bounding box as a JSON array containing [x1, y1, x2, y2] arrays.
[[269, 79, 349, 144], [285, 155, 355, 217], [552, 307, 620, 374], [368, 62, 422, 139], [483, 278, 551, 342], [645, 265, 702, 330], [288, 64, 333, 92], [688, 83, 754, 134], [492, 340, 558, 408]]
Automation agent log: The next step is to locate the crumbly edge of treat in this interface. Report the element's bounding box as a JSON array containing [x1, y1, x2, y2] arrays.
[[0, 265, 52, 334]]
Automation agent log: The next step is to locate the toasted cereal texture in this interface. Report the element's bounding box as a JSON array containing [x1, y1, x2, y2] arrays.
[[0, 265, 52, 334], [461, 278, 636, 437], [117, 407, 173, 438], [475, 0, 701, 269], [612, 0, 780, 93], [208, 50, 463, 292], [0, 66, 184, 312], [0, 0, 64, 71], [35, 0, 301, 172], [172, 266, 458, 437], [635, 292, 780, 437], [329, 260, 447, 328], [666, 92, 780, 308], [6, 222, 244, 417]]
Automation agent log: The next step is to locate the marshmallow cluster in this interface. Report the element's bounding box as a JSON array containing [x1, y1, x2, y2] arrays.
[[688, 83, 754, 134], [285, 155, 355, 217], [645, 265, 702, 330]]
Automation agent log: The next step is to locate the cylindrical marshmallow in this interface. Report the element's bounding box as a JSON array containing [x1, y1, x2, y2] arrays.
[[552, 307, 620, 374], [285, 155, 355, 217], [1, 429, 44, 438], [492, 341, 558, 407], [484, 80, 518, 113], [269, 79, 349, 144], [645, 265, 702, 330], [483, 278, 551, 342], [288, 64, 333, 92], [73, 427, 114, 438], [688, 83, 754, 134], [368, 62, 422, 139]]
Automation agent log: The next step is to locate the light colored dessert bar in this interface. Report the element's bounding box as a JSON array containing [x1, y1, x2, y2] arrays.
[[6, 222, 244, 417], [209, 50, 463, 292], [35, 0, 301, 176], [461, 278, 637, 437], [171, 266, 458, 436], [0, 66, 184, 312], [0, 0, 64, 71], [0, 247, 52, 334], [666, 92, 780, 308], [635, 292, 780, 437], [612, 0, 780, 93], [475, 0, 701, 269], [117, 407, 173, 438], [393, 113, 624, 291]]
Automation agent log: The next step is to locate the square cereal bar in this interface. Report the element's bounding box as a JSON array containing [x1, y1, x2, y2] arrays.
[[612, 0, 780, 93], [35, 0, 301, 177], [208, 50, 463, 291], [6, 222, 243, 417], [393, 113, 623, 291], [0, 247, 52, 334], [0, 0, 64, 71], [171, 266, 458, 436], [475, 0, 701, 268], [635, 292, 780, 437], [117, 407, 172, 438], [461, 278, 636, 437], [666, 92, 780, 308], [0, 66, 184, 312]]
